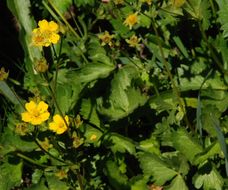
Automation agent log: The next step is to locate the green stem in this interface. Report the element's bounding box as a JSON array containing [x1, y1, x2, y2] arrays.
[[17, 153, 47, 167]]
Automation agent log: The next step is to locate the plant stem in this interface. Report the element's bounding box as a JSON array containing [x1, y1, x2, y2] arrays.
[[17, 153, 47, 167]]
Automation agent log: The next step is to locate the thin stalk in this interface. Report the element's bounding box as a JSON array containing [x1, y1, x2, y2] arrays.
[[42, 1, 62, 24], [47, 0, 80, 39], [46, 0, 89, 64], [17, 152, 47, 167]]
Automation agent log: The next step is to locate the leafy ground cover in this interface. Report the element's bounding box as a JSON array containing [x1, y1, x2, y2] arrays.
[[0, 0, 228, 189]]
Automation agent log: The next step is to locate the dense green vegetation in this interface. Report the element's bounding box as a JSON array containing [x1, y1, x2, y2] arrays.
[[0, 0, 228, 189]]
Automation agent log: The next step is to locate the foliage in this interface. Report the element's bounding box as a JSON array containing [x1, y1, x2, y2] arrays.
[[0, 0, 228, 189]]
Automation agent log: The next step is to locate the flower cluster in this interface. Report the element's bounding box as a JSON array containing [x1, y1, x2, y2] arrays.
[[32, 19, 60, 47], [21, 100, 69, 134]]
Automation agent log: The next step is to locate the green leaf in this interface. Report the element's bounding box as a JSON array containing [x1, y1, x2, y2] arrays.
[[105, 133, 136, 155], [172, 129, 202, 164], [105, 160, 130, 190], [138, 152, 177, 185], [88, 37, 112, 65], [193, 162, 224, 190], [0, 162, 23, 190], [0, 81, 21, 106], [0, 121, 38, 156], [97, 65, 147, 120], [130, 176, 148, 190], [218, 4, 228, 38], [167, 175, 188, 190], [84, 125, 103, 144], [173, 36, 189, 58], [193, 142, 221, 165], [71, 62, 115, 84], [46, 175, 69, 190], [199, 0, 211, 30], [80, 98, 100, 127], [51, 0, 72, 14], [32, 169, 43, 184]]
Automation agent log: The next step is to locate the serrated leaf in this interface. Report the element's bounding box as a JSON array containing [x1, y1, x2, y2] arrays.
[[105, 160, 130, 190], [84, 125, 103, 143], [193, 163, 224, 190], [172, 129, 202, 164], [0, 162, 23, 190], [106, 133, 136, 155], [218, 4, 228, 37], [193, 142, 221, 165], [199, 0, 211, 30], [138, 152, 177, 185], [167, 174, 188, 190]]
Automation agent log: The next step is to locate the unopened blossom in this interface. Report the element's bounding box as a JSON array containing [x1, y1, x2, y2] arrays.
[[32, 19, 60, 47]]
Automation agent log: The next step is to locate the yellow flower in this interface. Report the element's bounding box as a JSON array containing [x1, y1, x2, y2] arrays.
[[140, 0, 152, 5], [125, 35, 141, 48], [0, 67, 9, 81], [98, 31, 115, 46], [90, 134, 97, 141], [49, 114, 69, 134], [123, 13, 138, 30], [32, 19, 60, 47], [21, 101, 50, 125], [172, 0, 185, 8]]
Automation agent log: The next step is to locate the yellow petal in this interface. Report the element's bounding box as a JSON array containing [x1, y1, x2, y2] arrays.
[[53, 114, 63, 123], [21, 112, 32, 122], [50, 33, 60, 44], [56, 127, 67, 134], [49, 21, 59, 32], [37, 101, 49, 113], [38, 19, 49, 31], [64, 116, 69, 125], [49, 122, 58, 131], [40, 112, 50, 121], [25, 101, 36, 112], [31, 117, 43, 125]]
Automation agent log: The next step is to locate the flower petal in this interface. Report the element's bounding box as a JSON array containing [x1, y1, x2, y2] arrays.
[[49, 122, 58, 131], [49, 21, 59, 32], [40, 112, 50, 122], [56, 127, 67, 134], [37, 101, 49, 113], [25, 101, 36, 112], [21, 112, 32, 122], [38, 19, 49, 31], [50, 33, 60, 44]]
